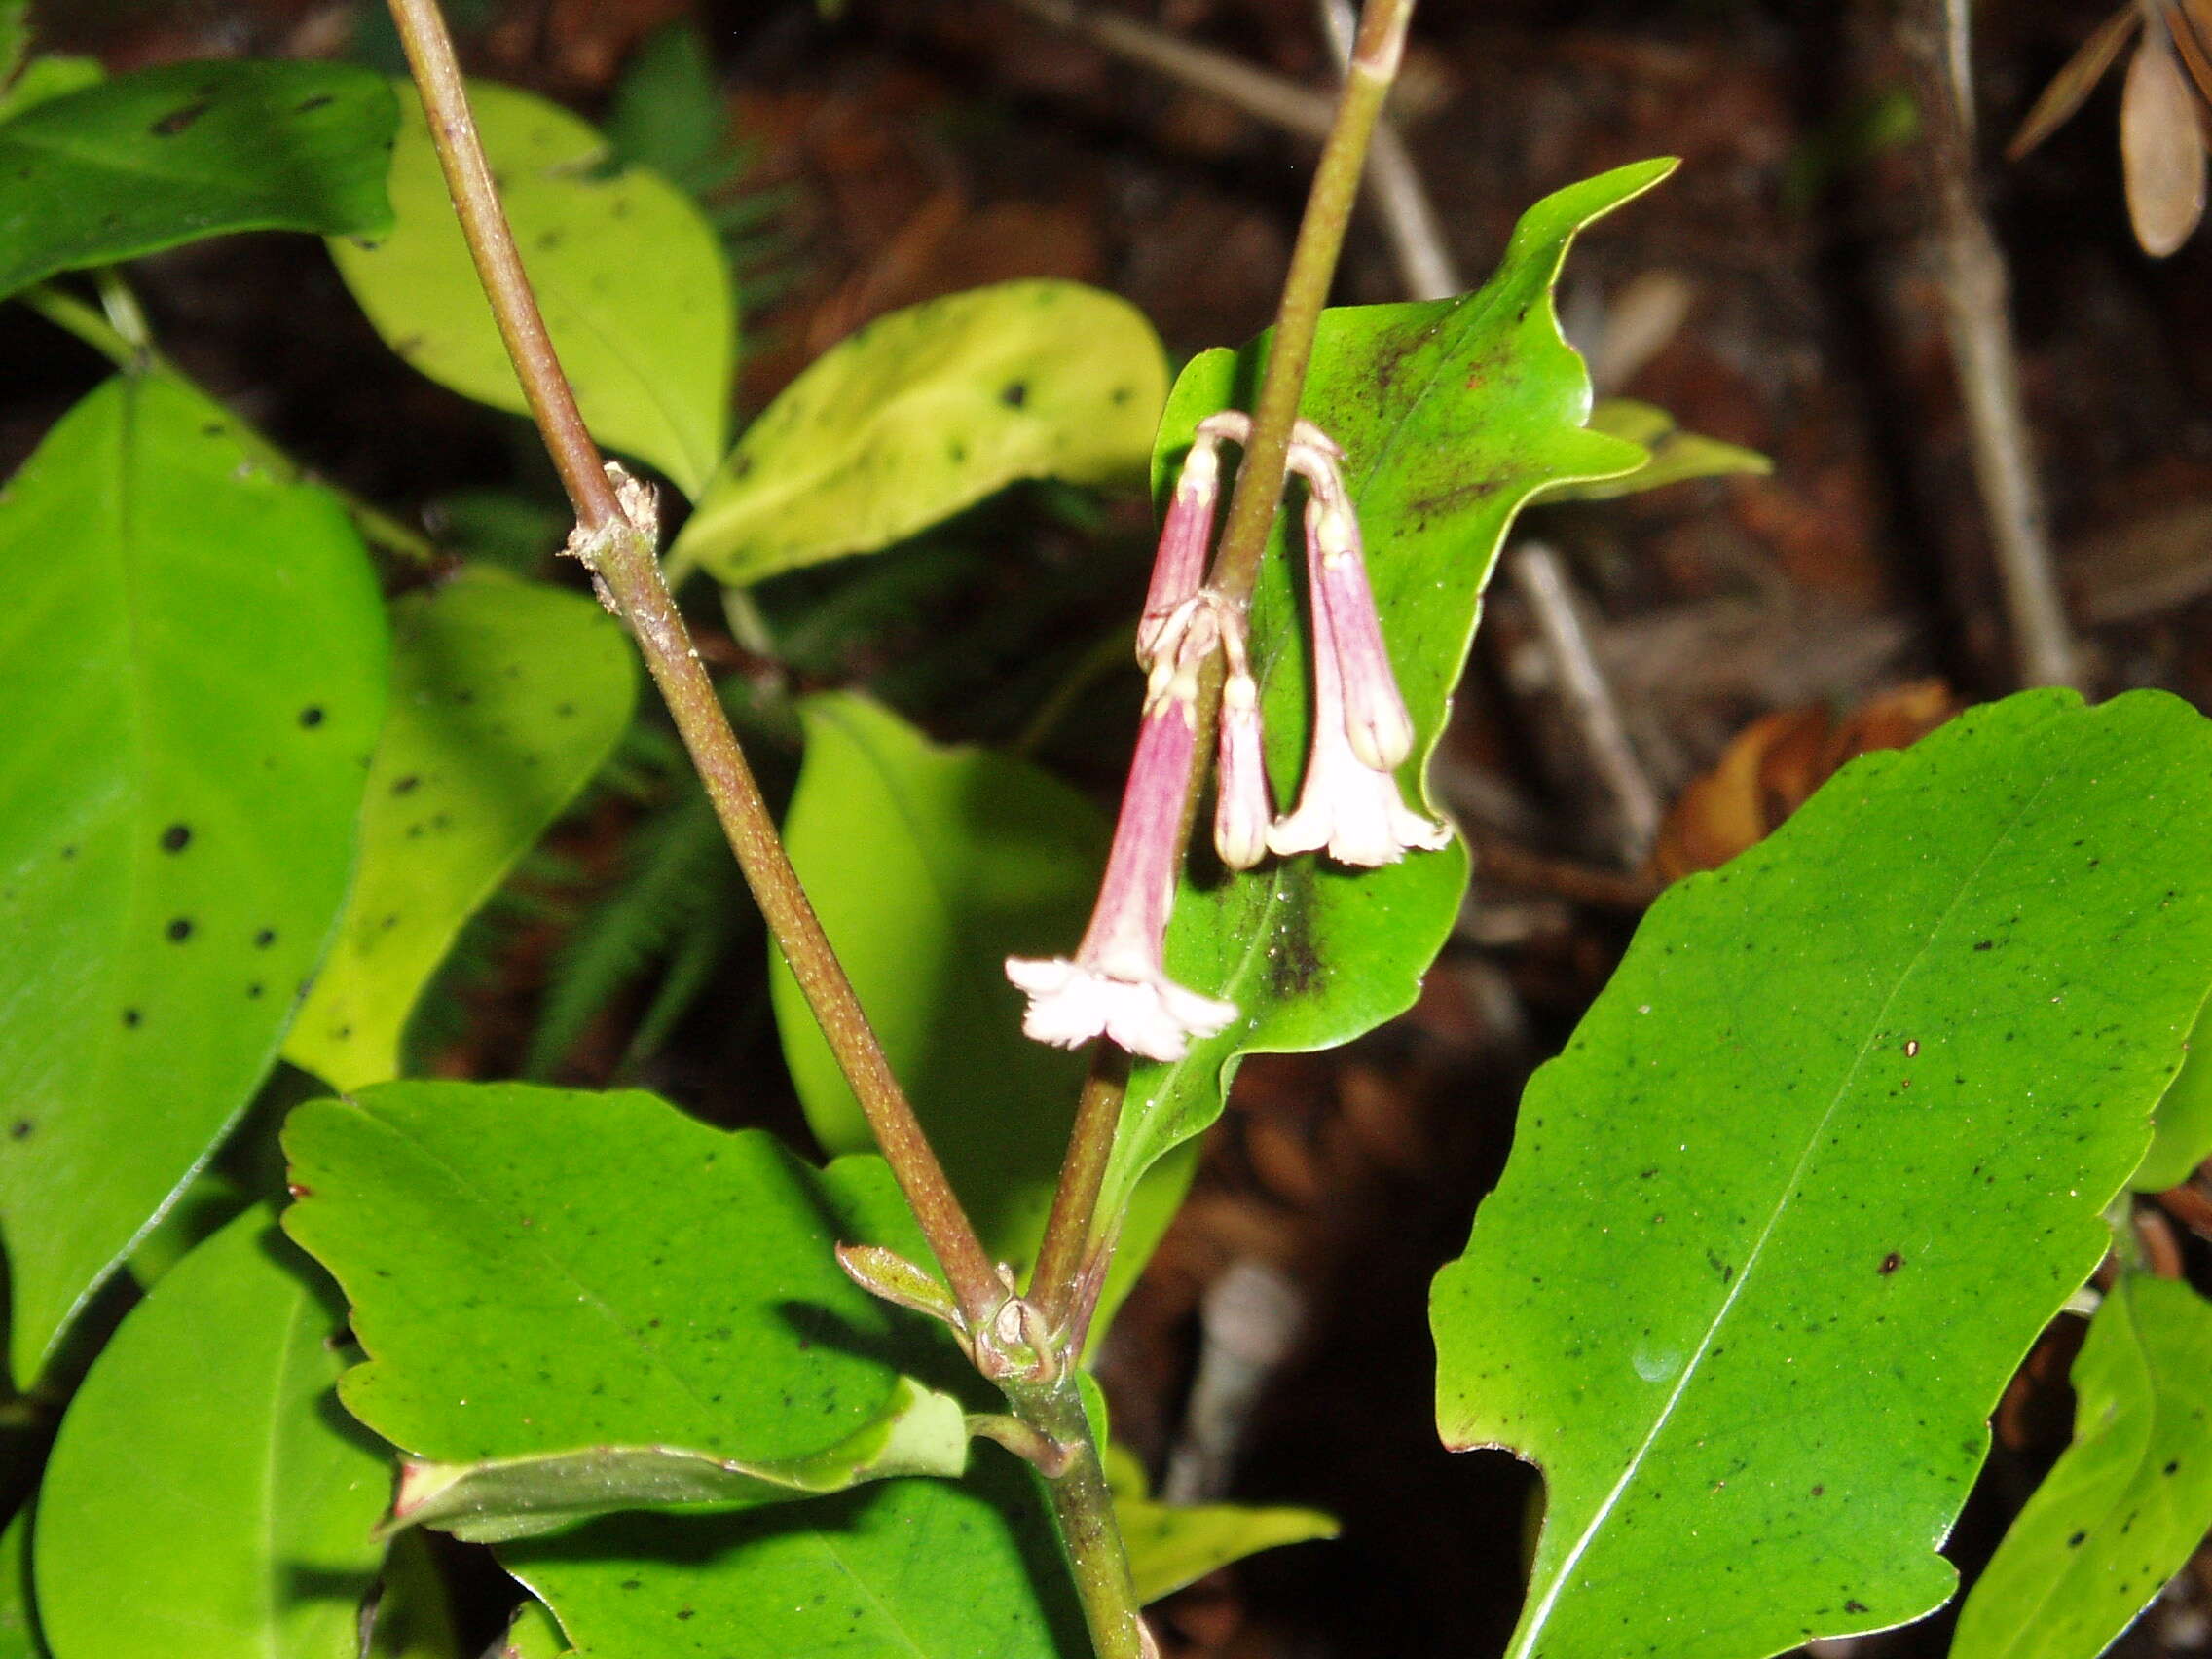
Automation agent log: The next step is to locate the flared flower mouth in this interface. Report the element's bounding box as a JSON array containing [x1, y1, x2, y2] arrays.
[[1004, 953, 1236, 1063]]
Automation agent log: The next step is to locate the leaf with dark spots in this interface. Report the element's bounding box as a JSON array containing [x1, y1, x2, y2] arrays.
[[1434, 689, 2212, 1659], [0, 59, 395, 302], [285, 567, 633, 1090], [0, 374, 386, 1389], [1955, 1274, 2212, 1659], [331, 78, 731, 498], [672, 279, 1167, 584], [1097, 161, 1669, 1231]]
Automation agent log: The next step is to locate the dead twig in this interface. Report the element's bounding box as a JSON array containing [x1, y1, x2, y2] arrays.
[[1899, 0, 2081, 689], [1508, 543, 1665, 867]]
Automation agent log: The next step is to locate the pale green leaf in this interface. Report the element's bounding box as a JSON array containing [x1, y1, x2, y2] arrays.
[[0, 374, 387, 1387], [2133, 998, 2212, 1190], [284, 567, 634, 1089], [1952, 1274, 2212, 1659], [672, 279, 1167, 584], [387, 1377, 969, 1542], [1433, 688, 2212, 1659], [34, 1208, 389, 1659], [1535, 397, 1771, 502], [1104, 1444, 1337, 1604], [1098, 161, 1670, 1231], [332, 80, 733, 497], [772, 692, 1193, 1329]]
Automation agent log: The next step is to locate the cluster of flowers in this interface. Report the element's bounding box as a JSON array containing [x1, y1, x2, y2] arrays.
[[1006, 413, 1451, 1064]]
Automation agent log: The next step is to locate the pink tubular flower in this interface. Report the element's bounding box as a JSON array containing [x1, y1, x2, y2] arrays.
[[1006, 598, 1236, 1063], [1137, 427, 1227, 666], [1212, 613, 1272, 871], [1299, 465, 1414, 772], [1268, 490, 1450, 868]]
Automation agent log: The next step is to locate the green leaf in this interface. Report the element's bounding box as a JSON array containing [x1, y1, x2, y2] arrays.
[[331, 79, 733, 498], [1952, 1275, 2212, 1659], [0, 374, 387, 1387], [125, 1168, 247, 1288], [604, 23, 734, 198], [0, 1505, 39, 1659], [0, 56, 102, 125], [0, 61, 396, 303], [499, 1458, 1086, 1659], [491, 1601, 569, 1659], [1432, 688, 2212, 1659], [283, 568, 636, 1089], [671, 279, 1168, 585], [1535, 397, 1771, 502], [771, 693, 1193, 1327], [367, 1534, 463, 1659], [33, 1208, 389, 1659], [2133, 999, 2212, 1190], [1098, 160, 1669, 1230], [281, 1081, 971, 1535], [1104, 1444, 1337, 1604], [386, 1376, 967, 1542]]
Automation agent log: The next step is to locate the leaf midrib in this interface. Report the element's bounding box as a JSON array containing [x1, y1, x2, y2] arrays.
[[1511, 764, 2060, 1657]]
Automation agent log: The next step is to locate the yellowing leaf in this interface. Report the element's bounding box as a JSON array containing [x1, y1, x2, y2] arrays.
[[672, 280, 1166, 585], [333, 80, 733, 496]]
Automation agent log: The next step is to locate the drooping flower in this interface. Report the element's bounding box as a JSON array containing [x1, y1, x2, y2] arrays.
[[1298, 463, 1414, 773], [1211, 612, 1272, 871], [1137, 425, 1228, 666], [1268, 487, 1451, 868], [1006, 593, 1236, 1062]]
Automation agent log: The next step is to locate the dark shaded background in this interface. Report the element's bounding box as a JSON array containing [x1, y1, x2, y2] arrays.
[[16, 2, 2212, 1654]]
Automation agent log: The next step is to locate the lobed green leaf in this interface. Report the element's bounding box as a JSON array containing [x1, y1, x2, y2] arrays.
[[281, 1081, 970, 1534], [1433, 688, 2212, 1659], [1098, 160, 1670, 1230], [2133, 999, 2212, 1191]]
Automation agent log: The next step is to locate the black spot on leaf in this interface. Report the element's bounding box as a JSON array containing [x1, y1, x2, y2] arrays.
[[299, 705, 325, 728], [160, 824, 192, 852], [9, 1121, 30, 1140], [295, 92, 335, 113], [1879, 1252, 1903, 1274], [1001, 381, 1029, 409], [122, 1008, 142, 1028], [166, 917, 195, 942], [151, 100, 211, 136]]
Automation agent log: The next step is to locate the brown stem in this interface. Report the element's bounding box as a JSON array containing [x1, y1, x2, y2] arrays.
[[382, 0, 1004, 1325]]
